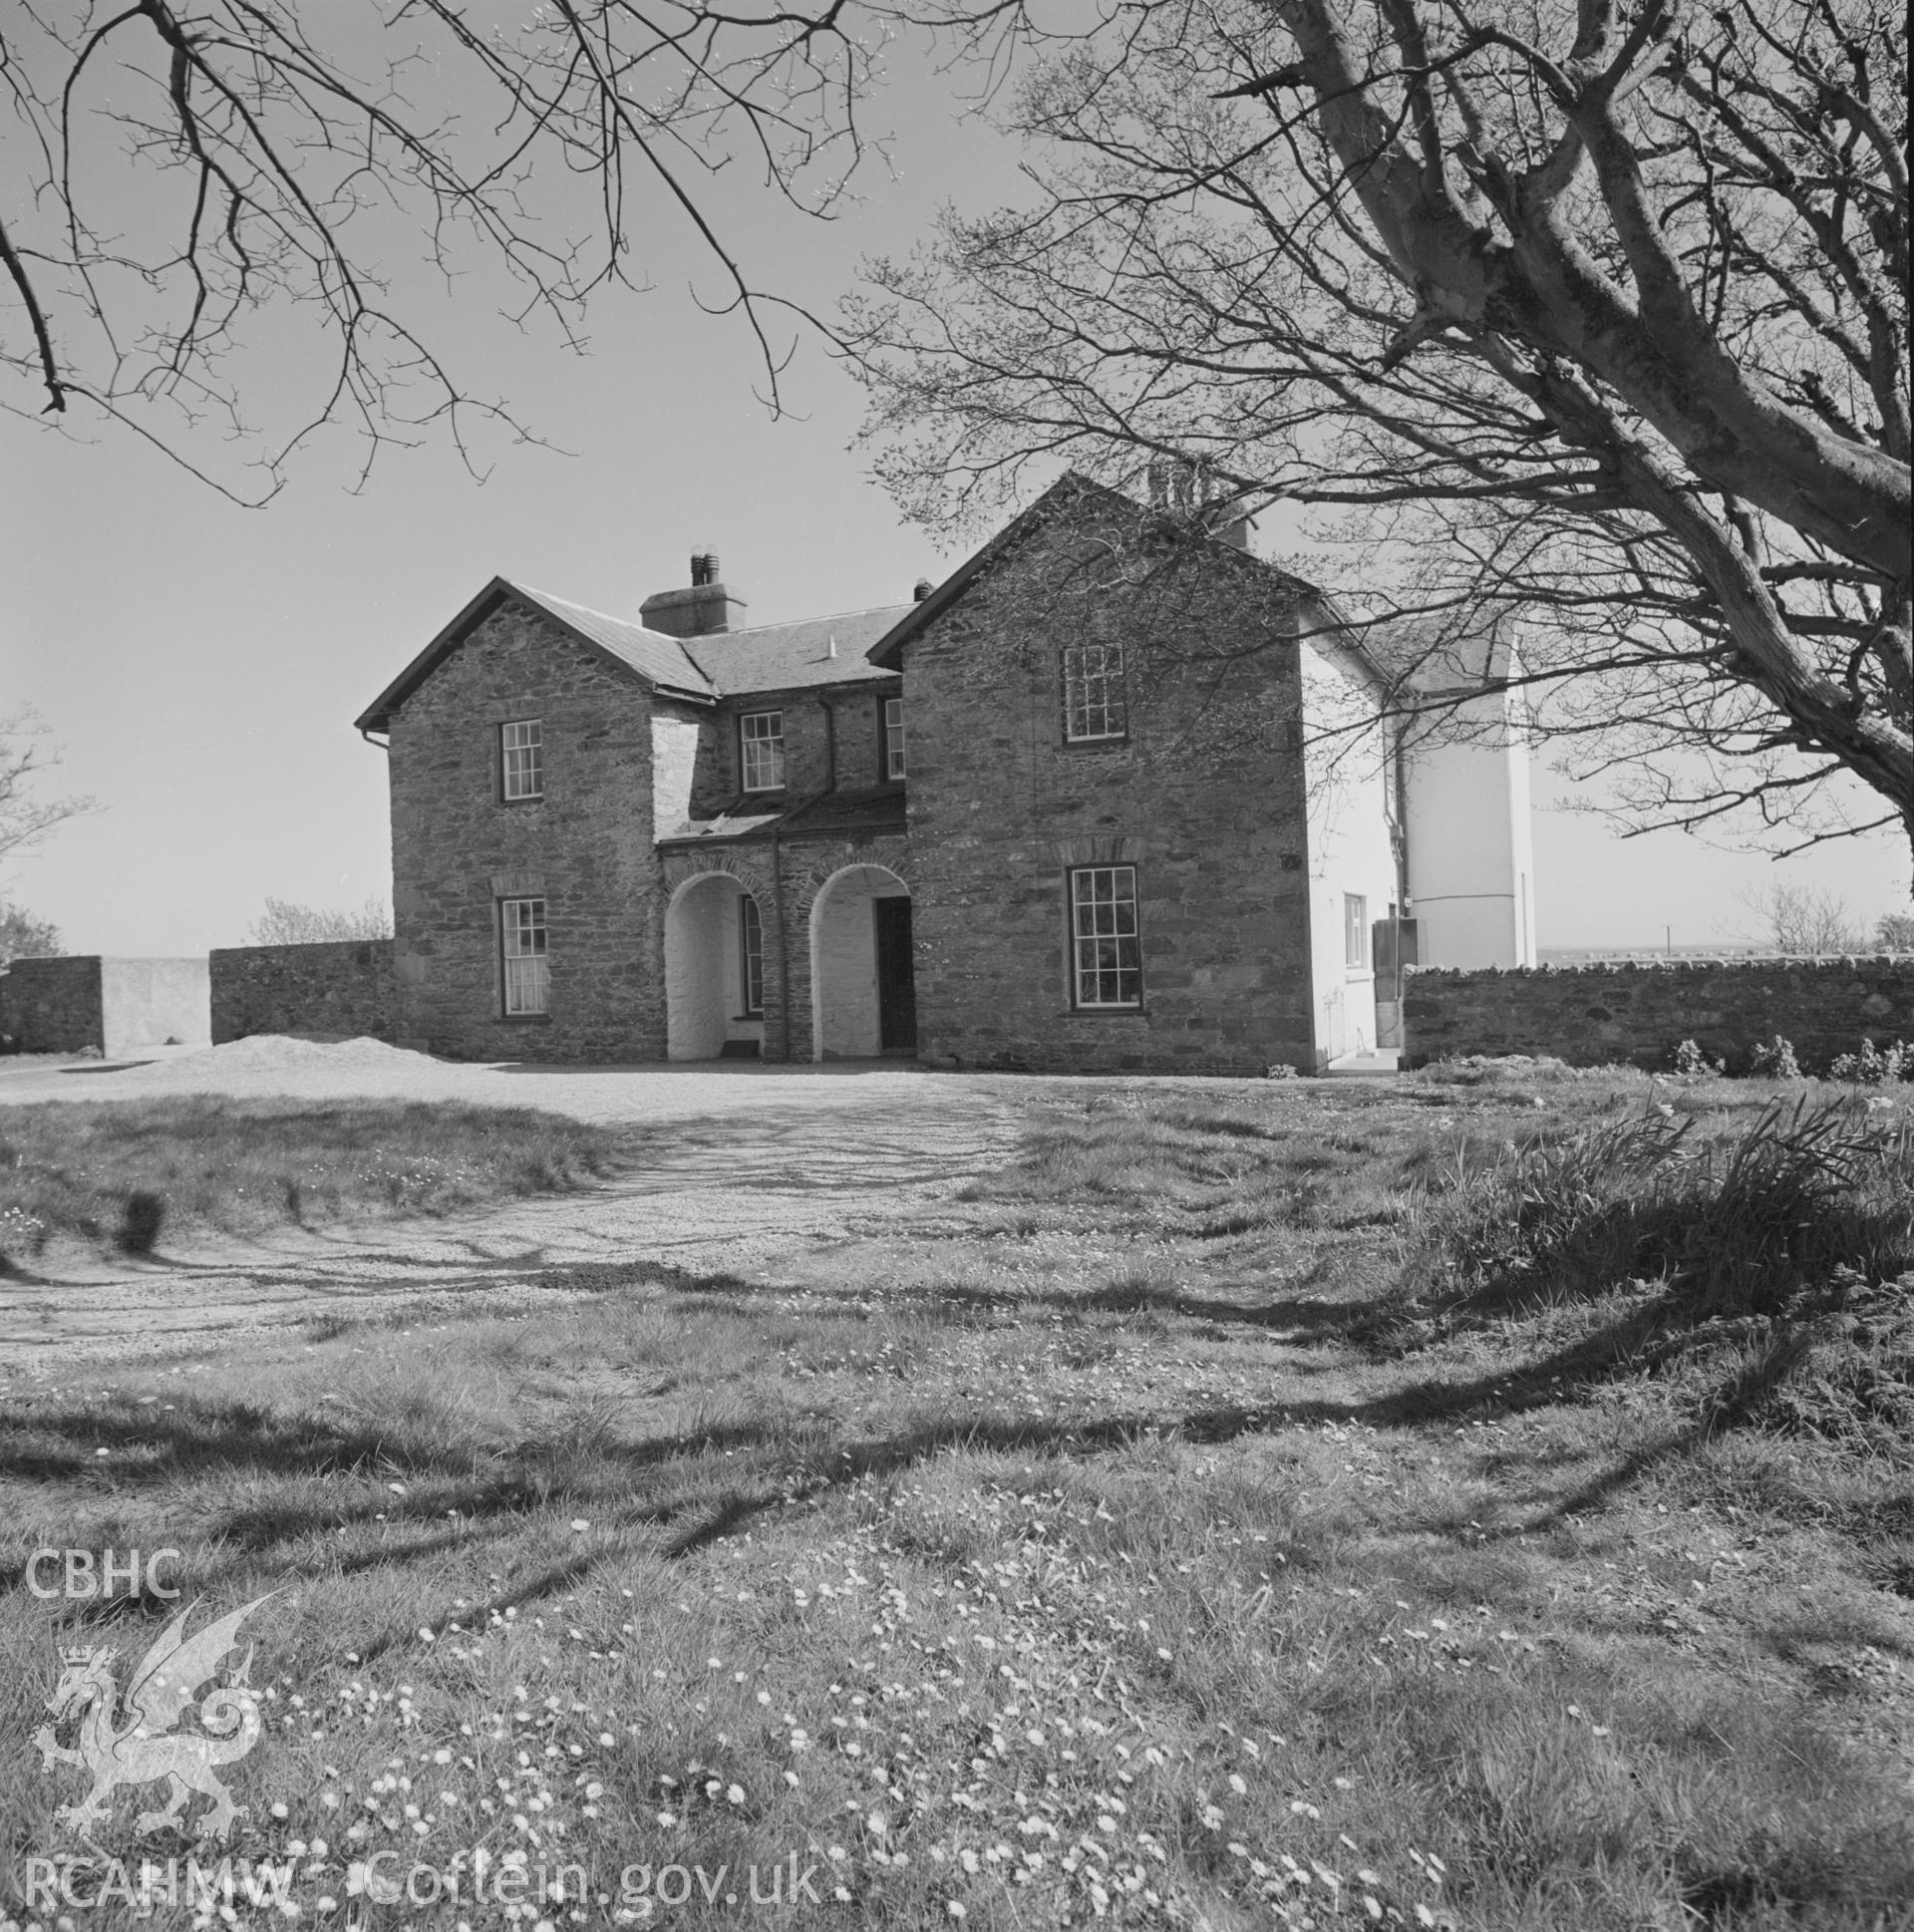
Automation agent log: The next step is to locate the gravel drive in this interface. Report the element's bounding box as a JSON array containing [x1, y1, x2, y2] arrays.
[[0, 1042, 1075, 1363]]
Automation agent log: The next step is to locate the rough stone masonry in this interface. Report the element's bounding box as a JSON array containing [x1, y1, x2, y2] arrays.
[[1405, 957, 1914, 1072]]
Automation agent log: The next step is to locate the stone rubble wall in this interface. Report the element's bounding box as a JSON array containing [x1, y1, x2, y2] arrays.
[[1404, 957, 1914, 1072], [0, 955, 105, 1053], [210, 940, 396, 1044]]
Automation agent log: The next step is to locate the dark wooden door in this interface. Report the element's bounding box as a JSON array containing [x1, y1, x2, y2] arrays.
[[874, 896, 918, 1052]]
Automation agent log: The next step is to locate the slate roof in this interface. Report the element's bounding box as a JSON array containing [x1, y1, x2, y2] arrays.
[[355, 580, 908, 734], [354, 577, 712, 733], [684, 606, 911, 696], [654, 808, 789, 845], [510, 584, 712, 697], [654, 789, 907, 849], [778, 789, 909, 839]]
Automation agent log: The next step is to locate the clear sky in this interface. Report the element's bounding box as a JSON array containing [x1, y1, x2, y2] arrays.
[[4, 30, 1907, 959]]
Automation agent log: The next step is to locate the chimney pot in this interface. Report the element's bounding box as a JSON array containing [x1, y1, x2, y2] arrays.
[[912, 577, 933, 602]]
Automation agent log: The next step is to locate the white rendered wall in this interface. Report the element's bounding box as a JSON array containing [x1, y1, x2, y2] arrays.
[[1300, 641, 1400, 1066], [810, 864, 906, 1060], [101, 957, 211, 1056], [651, 713, 702, 834], [665, 874, 763, 1058], [1404, 689, 1535, 968]]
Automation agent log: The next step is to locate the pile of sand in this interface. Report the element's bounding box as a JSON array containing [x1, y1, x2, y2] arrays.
[[161, 1035, 447, 1074]]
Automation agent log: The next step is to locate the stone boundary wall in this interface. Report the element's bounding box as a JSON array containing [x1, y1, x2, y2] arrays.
[[210, 940, 397, 1045], [0, 955, 105, 1053], [1404, 957, 1914, 1073]]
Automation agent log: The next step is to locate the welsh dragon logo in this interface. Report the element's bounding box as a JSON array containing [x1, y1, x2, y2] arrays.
[[34, 1594, 275, 1841]]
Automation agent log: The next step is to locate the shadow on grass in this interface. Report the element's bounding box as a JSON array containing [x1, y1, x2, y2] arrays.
[[116, 1189, 167, 1254], [674, 1263, 1385, 1338], [0, 1315, 1732, 1575]]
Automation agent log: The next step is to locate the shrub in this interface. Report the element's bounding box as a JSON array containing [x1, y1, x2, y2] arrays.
[[1672, 1038, 1723, 1077], [1746, 1035, 1801, 1080], [1826, 1038, 1910, 1084]]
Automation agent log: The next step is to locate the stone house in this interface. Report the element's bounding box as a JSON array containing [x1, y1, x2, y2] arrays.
[[355, 474, 1531, 1073]]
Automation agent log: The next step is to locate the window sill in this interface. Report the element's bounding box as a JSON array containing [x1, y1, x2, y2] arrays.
[[1059, 737, 1129, 753], [1062, 1007, 1148, 1019], [1346, 969, 1375, 983], [500, 796, 545, 806], [496, 1013, 552, 1024]]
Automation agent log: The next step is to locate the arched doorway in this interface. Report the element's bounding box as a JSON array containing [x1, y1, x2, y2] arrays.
[[808, 863, 914, 1061], [665, 872, 767, 1060]]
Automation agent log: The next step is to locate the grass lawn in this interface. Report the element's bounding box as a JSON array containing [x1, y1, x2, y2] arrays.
[[0, 1100, 629, 1260], [1, 1068, 1909, 1930]]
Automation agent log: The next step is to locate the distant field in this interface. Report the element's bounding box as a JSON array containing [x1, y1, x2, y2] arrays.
[[1, 1068, 1908, 1929], [0, 1097, 628, 1261]]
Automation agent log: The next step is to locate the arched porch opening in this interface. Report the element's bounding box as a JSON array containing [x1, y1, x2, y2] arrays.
[[665, 872, 767, 1061], [808, 863, 914, 1061]]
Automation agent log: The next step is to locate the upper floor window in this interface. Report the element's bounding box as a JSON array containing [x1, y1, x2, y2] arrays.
[[883, 697, 906, 780], [740, 711, 786, 792], [739, 893, 765, 1016], [1062, 641, 1127, 743], [501, 897, 550, 1014], [1070, 865, 1142, 1009], [500, 719, 542, 801], [1345, 893, 1370, 971]]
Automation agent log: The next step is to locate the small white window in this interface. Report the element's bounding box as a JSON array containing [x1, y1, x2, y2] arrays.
[[884, 697, 906, 781], [501, 897, 549, 1015], [1071, 866, 1142, 1008], [1063, 641, 1127, 742], [739, 893, 765, 1016], [500, 720, 542, 801], [740, 711, 786, 792], [1345, 893, 1370, 971]]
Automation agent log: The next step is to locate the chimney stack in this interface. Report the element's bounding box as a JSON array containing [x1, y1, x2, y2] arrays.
[[912, 577, 933, 603], [642, 551, 748, 637]]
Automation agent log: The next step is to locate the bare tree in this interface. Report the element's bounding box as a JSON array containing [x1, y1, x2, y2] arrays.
[[248, 896, 392, 945], [853, 0, 1911, 862], [0, 708, 97, 865], [2, 0, 889, 497], [1734, 882, 1867, 953], [0, 902, 63, 964]]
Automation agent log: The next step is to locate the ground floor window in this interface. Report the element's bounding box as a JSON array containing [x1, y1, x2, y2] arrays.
[[739, 892, 765, 1015], [1070, 865, 1142, 1008], [501, 897, 549, 1015]]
